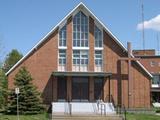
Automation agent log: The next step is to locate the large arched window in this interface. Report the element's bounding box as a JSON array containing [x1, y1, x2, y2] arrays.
[[73, 11, 88, 47]]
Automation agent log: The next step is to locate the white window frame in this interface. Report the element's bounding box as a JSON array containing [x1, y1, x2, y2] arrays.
[[95, 50, 103, 67], [152, 74, 160, 85], [150, 61, 156, 67], [72, 50, 88, 71], [58, 49, 66, 71], [94, 25, 103, 49], [58, 49, 66, 65], [59, 24, 67, 47], [72, 11, 89, 48], [94, 50, 103, 72]]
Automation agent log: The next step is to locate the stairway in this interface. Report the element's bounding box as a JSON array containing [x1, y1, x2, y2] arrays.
[[51, 102, 123, 120], [52, 102, 69, 114], [52, 102, 116, 115]]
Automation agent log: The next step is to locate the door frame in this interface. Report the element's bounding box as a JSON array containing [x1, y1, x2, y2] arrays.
[[72, 76, 89, 102], [57, 76, 67, 101]]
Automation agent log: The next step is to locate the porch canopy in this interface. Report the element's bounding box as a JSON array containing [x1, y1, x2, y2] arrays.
[[52, 71, 112, 77]]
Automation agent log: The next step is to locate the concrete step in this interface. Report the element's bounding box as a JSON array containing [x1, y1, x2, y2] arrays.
[[52, 102, 69, 113], [51, 115, 123, 120], [52, 102, 116, 115]]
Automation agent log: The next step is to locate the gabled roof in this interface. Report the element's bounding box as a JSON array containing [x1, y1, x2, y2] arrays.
[[5, 2, 152, 78]]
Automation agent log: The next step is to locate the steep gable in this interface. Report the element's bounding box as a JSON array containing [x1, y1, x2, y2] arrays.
[[6, 2, 152, 79]]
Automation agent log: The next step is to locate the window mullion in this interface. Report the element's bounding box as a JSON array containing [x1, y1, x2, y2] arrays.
[[80, 12, 81, 47]]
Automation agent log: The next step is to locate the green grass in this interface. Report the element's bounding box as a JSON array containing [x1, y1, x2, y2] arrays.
[[0, 113, 160, 120], [0, 113, 49, 120], [126, 113, 160, 120]]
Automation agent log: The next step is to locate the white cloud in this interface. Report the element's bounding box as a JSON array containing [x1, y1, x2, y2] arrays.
[[137, 14, 160, 31]]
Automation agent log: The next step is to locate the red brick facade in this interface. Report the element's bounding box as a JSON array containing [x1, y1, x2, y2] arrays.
[[133, 50, 160, 103], [7, 4, 151, 108]]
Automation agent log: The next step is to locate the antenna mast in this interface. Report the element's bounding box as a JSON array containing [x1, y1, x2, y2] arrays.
[[157, 33, 159, 55], [141, 0, 145, 54]]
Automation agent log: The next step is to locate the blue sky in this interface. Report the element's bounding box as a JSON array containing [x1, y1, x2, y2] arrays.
[[0, 0, 160, 61]]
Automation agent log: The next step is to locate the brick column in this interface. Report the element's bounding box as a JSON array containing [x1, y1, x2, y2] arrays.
[[53, 77, 57, 101], [89, 16, 95, 71], [89, 77, 94, 101], [67, 76, 72, 101], [103, 77, 108, 102], [66, 16, 73, 71]]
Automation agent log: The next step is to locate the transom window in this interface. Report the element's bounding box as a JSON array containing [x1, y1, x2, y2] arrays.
[[73, 11, 88, 47], [59, 50, 66, 65], [95, 50, 102, 66], [73, 50, 88, 65], [59, 25, 66, 47], [94, 25, 103, 48]]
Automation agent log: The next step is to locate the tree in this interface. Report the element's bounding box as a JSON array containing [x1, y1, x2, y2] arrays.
[[3, 49, 23, 73], [7, 67, 44, 114], [0, 68, 7, 112]]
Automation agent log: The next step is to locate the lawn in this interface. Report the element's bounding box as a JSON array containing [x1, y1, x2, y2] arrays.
[[126, 113, 160, 120], [0, 113, 160, 120], [0, 113, 49, 120]]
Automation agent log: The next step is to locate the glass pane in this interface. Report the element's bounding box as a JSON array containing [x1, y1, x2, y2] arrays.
[[59, 25, 66, 47], [59, 59, 62, 64], [77, 32, 80, 39], [94, 25, 102, 48], [77, 40, 80, 46], [63, 59, 66, 64], [73, 11, 88, 48]]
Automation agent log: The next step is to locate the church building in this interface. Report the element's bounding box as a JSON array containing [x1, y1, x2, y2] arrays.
[[6, 3, 152, 109]]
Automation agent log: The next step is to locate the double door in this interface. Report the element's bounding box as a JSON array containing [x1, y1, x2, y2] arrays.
[[72, 77, 89, 101]]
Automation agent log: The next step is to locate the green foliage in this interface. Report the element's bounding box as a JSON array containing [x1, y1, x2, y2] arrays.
[[7, 67, 44, 115], [0, 68, 7, 112], [126, 113, 160, 120], [0, 113, 49, 120], [3, 49, 23, 73]]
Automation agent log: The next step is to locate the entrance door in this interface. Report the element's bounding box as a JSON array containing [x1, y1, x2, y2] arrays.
[[94, 77, 103, 100], [72, 77, 89, 101], [57, 77, 67, 101]]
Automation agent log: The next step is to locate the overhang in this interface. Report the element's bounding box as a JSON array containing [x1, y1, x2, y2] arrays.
[[52, 71, 112, 77], [151, 88, 160, 92]]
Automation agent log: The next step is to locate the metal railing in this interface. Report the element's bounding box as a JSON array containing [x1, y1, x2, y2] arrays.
[[100, 103, 106, 115], [105, 95, 127, 119], [68, 102, 72, 115], [66, 95, 72, 115], [97, 100, 106, 116], [105, 95, 116, 108], [116, 104, 126, 120]]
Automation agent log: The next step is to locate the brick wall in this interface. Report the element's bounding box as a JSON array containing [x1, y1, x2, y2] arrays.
[[133, 49, 155, 56], [7, 14, 151, 108], [103, 31, 151, 108], [139, 57, 160, 74], [8, 29, 58, 104]]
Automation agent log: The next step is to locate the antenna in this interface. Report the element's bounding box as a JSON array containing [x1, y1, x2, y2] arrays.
[[141, 0, 145, 54], [157, 33, 159, 55]]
